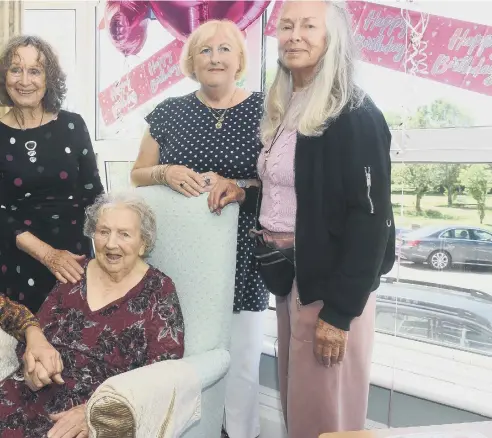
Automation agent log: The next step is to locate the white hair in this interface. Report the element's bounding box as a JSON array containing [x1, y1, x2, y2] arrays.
[[84, 191, 157, 257], [261, 0, 364, 144]]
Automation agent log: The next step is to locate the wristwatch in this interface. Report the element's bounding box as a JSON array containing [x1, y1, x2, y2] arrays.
[[236, 179, 248, 188]]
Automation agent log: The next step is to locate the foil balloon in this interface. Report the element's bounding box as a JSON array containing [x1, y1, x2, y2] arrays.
[[149, 1, 271, 41], [105, 1, 151, 56]]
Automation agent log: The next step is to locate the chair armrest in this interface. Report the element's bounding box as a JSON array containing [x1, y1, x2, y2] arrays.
[[87, 359, 202, 438], [181, 349, 231, 390]]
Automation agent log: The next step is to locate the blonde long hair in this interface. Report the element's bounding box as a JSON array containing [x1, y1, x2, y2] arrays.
[[261, 1, 363, 143]]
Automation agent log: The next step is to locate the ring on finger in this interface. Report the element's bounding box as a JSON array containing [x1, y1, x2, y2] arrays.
[[180, 182, 185, 188]]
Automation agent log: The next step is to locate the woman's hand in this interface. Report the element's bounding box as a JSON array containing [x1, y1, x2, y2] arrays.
[[23, 326, 64, 391], [207, 177, 245, 215], [48, 405, 88, 438], [165, 165, 207, 197], [200, 171, 220, 192], [24, 362, 55, 392], [314, 318, 348, 367], [43, 248, 85, 284]]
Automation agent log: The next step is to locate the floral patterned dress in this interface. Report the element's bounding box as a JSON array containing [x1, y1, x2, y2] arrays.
[[0, 260, 185, 438]]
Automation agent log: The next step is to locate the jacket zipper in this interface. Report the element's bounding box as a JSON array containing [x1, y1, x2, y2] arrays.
[[364, 166, 375, 214]]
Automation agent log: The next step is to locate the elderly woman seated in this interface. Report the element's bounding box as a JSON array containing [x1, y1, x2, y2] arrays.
[[0, 192, 185, 438]]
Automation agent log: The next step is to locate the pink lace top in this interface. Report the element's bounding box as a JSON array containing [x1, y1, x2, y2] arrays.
[[257, 117, 298, 233]]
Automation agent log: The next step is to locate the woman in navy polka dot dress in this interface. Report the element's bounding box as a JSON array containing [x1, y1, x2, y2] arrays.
[[0, 36, 103, 313], [132, 21, 269, 438]]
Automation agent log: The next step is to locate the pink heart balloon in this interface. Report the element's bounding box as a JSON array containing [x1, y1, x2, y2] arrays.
[[105, 1, 151, 56], [149, 1, 271, 42]]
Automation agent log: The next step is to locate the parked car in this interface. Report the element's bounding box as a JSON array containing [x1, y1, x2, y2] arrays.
[[396, 226, 412, 239], [396, 225, 492, 270], [376, 282, 492, 356]]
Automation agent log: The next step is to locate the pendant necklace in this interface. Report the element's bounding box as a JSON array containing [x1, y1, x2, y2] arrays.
[[199, 89, 237, 129], [12, 110, 44, 164]]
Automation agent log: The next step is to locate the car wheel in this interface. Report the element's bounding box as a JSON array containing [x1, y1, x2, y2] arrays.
[[428, 250, 452, 270]]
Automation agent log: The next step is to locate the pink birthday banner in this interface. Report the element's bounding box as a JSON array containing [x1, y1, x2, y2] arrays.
[[98, 1, 271, 125], [98, 39, 184, 126], [264, 0, 282, 37], [266, 1, 492, 97]]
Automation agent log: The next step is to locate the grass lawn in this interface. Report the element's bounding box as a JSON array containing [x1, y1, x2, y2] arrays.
[[391, 193, 492, 231]]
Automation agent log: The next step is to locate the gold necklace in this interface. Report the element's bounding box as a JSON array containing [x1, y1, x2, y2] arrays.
[[198, 89, 237, 129]]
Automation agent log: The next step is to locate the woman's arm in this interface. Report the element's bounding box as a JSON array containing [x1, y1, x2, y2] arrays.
[[131, 128, 206, 197], [75, 114, 104, 207], [16, 231, 84, 284], [131, 128, 163, 187], [48, 404, 88, 438], [0, 294, 40, 342], [207, 182, 260, 215], [244, 179, 261, 188], [23, 325, 65, 390], [0, 294, 63, 389], [0, 173, 36, 251], [319, 104, 394, 331]]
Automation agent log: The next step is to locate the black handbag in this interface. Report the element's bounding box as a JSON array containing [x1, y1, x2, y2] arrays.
[[251, 234, 295, 297]]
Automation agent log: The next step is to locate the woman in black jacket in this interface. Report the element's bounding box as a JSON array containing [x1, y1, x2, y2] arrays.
[[208, 1, 395, 436]]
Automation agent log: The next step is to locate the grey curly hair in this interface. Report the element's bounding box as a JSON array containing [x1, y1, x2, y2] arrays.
[[0, 35, 67, 112], [84, 192, 157, 257]]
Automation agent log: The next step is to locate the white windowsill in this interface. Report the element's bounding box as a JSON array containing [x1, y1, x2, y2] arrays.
[[262, 310, 492, 418]]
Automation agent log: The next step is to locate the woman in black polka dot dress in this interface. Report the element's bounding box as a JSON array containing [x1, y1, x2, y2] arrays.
[[140, 90, 268, 314], [0, 36, 103, 312], [132, 21, 269, 438]]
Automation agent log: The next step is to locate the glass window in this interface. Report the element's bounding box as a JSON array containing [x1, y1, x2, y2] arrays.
[[264, 3, 492, 365], [466, 326, 492, 353], [448, 229, 471, 240], [472, 230, 492, 241], [440, 230, 453, 239], [96, 3, 264, 141], [435, 319, 464, 348]]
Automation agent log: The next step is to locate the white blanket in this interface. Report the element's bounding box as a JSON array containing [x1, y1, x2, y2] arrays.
[[0, 328, 19, 381]]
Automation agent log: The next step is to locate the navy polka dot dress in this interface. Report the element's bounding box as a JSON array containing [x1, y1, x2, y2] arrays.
[[146, 92, 269, 313], [0, 111, 104, 312]]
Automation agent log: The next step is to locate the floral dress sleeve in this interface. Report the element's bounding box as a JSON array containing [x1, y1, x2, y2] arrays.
[[0, 294, 40, 342]]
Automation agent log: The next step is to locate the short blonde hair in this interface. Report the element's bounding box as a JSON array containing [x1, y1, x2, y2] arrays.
[[179, 20, 248, 81]]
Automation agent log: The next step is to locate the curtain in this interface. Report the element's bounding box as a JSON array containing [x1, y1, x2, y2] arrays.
[[0, 0, 23, 117]]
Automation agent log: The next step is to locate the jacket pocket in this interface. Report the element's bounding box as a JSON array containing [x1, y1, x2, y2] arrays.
[[364, 166, 375, 214]]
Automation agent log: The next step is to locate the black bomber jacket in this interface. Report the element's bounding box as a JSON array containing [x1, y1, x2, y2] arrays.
[[243, 95, 395, 331]]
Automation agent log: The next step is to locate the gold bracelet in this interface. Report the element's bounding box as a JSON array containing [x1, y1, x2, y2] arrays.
[[162, 164, 173, 186], [151, 166, 162, 185]]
